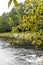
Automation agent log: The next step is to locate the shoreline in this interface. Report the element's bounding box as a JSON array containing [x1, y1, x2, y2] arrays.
[[0, 32, 43, 50]]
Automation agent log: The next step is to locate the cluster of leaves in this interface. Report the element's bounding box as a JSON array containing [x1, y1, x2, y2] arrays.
[[17, 0, 43, 32], [15, 0, 43, 49], [8, 0, 18, 8]]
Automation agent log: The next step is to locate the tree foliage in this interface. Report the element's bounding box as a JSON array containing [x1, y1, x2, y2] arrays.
[[0, 0, 43, 49]]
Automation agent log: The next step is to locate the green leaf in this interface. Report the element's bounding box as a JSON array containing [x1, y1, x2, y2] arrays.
[[8, 0, 12, 8], [13, 0, 18, 6]]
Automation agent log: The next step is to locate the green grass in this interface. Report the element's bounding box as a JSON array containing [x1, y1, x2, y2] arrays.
[[0, 32, 11, 38], [0, 32, 35, 38]]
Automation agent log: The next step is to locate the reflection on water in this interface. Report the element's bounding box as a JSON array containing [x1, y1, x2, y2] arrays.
[[0, 40, 43, 65]]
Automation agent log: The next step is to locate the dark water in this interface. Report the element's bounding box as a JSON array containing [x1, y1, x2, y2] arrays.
[[0, 40, 43, 65]]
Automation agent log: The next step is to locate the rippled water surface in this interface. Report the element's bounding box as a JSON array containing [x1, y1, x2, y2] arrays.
[[0, 40, 43, 65]]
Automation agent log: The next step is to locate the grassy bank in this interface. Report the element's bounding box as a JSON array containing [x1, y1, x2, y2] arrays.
[[0, 32, 43, 50], [0, 32, 35, 38], [0, 33, 12, 38]]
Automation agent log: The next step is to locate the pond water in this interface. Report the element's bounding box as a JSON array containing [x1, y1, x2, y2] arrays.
[[0, 39, 43, 65]]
